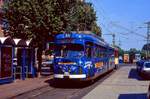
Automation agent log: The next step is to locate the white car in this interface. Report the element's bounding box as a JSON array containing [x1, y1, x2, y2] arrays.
[[141, 62, 150, 78]]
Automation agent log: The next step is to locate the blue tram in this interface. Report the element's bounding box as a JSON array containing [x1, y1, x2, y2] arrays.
[[53, 32, 116, 81]]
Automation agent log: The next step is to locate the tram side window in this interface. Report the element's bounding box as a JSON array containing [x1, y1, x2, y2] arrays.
[[98, 47, 101, 58], [94, 46, 105, 58], [94, 45, 99, 58], [95, 47, 99, 58], [99, 47, 102, 58], [86, 47, 92, 58], [85, 42, 93, 58]]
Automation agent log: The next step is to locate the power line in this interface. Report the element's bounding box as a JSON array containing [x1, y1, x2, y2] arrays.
[[90, 0, 146, 39], [90, 1, 130, 38], [110, 22, 146, 38], [88, 0, 146, 48], [103, 33, 115, 46], [145, 22, 150, 44]]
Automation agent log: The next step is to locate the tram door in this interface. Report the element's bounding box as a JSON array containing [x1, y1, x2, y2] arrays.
[[0, 47, 13, 79], [85, 42, 94, 77]]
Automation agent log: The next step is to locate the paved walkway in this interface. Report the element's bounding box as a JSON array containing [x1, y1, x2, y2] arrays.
[[83, 65, 149, 99], [0, 76, 52, 99]]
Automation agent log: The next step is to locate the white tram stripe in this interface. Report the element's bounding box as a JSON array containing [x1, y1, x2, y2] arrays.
[[54, 74, 86, 78]]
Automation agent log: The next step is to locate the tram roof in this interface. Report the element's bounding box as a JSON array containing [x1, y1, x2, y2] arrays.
[[56, 32, 110, 47]]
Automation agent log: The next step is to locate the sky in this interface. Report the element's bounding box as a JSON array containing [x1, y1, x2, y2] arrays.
[[86, 0, 150, 50]]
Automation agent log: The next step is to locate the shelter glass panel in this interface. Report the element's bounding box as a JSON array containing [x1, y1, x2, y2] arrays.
[[0, 47, 12, 78]]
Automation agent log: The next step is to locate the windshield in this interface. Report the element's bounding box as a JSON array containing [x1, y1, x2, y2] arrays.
[[55, 44, 84, 58], [144, 63, 150, 68]]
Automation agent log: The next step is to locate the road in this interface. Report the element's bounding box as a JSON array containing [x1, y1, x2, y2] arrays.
[[14, 64, 149, 99]]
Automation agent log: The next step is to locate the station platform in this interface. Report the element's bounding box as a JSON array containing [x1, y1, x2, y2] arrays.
[[83, 65, 149, 99], [0, 76, 52, 99]]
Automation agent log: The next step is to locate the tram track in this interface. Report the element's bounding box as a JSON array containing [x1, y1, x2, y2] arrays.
[[13, 68, 118, 99]]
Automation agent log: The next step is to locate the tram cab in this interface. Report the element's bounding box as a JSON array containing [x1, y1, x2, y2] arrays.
[[54, 32, 116, 81], [54, 43, 86, 79]]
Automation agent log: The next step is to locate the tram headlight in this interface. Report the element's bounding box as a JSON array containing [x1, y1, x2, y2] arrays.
[[79, 60, 82, 64], [78, 60, 84, 66]]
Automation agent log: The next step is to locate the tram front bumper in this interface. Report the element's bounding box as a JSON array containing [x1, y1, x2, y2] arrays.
[[54, 74, 86, 79]]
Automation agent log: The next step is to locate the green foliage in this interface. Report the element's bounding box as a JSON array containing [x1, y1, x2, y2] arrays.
[[114, 45, 124, 56], [141, 51, 146, 58], [2, 0, 101, 42], [55, 1, 99, 33], [128, 48, 140, 55], [92, 22, 102, 36], [75, 2, 97, 31], [3, 0, 62, 40], [122, 48, 141, 58], [1, 0, 103, 72]]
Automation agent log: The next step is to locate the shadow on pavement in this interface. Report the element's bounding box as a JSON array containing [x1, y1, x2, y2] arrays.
[[44, 69, 115, 89], [128, 68, 145, 80], [44, 79, 92, 89], [118, 93, 147, 99]]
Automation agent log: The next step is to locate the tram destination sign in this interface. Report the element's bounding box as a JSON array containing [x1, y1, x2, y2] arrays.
[[59, 38, 74, 43]]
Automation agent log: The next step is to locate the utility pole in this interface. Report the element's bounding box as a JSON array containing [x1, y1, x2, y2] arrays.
[[103, 33, 116, 47], [146, 22, 150, 44], [145, 22, 150, 58], [112, 33, 115, 47], [118, 39, 121, 47]]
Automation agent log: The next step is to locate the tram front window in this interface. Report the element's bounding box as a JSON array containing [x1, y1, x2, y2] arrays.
[[55, 44, 84, 58]]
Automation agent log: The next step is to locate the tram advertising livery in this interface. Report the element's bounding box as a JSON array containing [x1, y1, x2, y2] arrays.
[[54, 32, 118, 81]]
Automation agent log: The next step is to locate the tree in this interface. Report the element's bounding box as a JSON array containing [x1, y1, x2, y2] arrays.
[[2, 0, 100, 37], [75, 2, 97, 31], [2, 0, 101, 73], [92, 22, 102, 36], [55, 1, 99, 33], [114, 46, 124, 56], [2, 0, 63, 73], [3, 0, 63, 39]]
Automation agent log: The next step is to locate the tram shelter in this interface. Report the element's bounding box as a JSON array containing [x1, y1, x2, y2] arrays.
[[0, 37, 15, 84], [13, 39, 36, 80]]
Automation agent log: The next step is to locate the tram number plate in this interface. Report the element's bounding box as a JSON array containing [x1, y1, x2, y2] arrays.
[[64, 76, 69, 79], [64, 72, 69, 76]]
